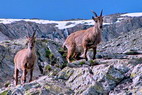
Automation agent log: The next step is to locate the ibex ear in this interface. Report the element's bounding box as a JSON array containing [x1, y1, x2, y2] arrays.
[[92, 16, 97, 22], [92, 16, 95, 20]]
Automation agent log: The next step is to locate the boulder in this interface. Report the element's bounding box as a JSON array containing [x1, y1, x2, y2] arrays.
[[0, 76, 74, 95]]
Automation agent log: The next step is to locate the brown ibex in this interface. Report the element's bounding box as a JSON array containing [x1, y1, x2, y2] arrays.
[[63, 10, 103, 63], [14, 31, 37, 85]]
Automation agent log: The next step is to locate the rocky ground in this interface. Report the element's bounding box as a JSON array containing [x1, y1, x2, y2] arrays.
[[1, 57, 142, 95], [0, 13, 142, 95], [1, 28, 142, 94]]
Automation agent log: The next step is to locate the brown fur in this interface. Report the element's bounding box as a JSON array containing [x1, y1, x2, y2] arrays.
[[63, 10, 103, 63], [14, 32, 37, 85]]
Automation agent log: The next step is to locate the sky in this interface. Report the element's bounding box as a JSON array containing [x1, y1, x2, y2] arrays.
[[0, 0, 142, 20]]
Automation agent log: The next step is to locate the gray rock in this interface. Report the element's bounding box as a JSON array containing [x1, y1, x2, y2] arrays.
[[109, 59, 142, 95], [63, 63, 125, 94], [0, 76, 74, 95], [131, 64, 142, 86]]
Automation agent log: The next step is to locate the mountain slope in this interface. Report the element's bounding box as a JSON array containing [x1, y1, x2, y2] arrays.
[[0, 12, 142, 95], [98, 27, 142, 59], [0, 12, 141, 42]]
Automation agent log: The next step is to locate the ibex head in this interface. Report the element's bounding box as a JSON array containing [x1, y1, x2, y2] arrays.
[[26, 31, 36, 50], [91, 10, 103, 29]]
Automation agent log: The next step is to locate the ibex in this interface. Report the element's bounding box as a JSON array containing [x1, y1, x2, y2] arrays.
[[63, 10, 103, 63], [14, 31, 37, 85]]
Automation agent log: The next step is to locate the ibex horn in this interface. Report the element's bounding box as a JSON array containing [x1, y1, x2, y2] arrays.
[[91, 10, 98, 17], [100, 9, 103, 16], [32, 31, 36, 38]]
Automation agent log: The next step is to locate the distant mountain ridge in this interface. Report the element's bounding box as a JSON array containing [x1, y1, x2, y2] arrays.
[[0, 12, 141, 42]]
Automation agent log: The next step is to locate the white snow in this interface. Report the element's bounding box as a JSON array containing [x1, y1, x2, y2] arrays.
[[0, 19, 22, 24], [54, 20, 94, 29], [0, 19, 110, 29], [116, 18, 124, 23], [113, 12, 142, 23], [0, 12, 141, 29], [121, 12, 142, 17]]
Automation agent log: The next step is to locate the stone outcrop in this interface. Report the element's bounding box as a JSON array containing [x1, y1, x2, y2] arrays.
[[1, 58, 142, 95], [0, 76, 74, 95]]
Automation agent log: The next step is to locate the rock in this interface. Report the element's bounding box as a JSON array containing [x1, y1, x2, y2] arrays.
[[1, 56, 142, 95], [98, 28, 142, 59], [85, 65, 124, 94], [131, 64, 142, 86], [109, 60, 142, 95], [57, 67, 74, 80], [124, 49, 142, 55], [67, 59, 99, 68], [47, 41, 64, 67], [63, 62, 126, 94], [0, 76, 74, 95], [0, 90, 9, 95]]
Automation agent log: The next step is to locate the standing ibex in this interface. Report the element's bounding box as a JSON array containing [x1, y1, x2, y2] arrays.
[[14, 31, 37, 85], [63, 10, 103, 63]]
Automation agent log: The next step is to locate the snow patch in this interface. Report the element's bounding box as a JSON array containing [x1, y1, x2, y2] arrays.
[[116, 18, 124, 23], [121, 12, 142, 17], [0, 19, 110, 29], [0, 12, 141, 29], [55, 20, 95, 29]]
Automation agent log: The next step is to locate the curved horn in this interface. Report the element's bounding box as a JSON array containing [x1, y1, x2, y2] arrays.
[[91, 10, 98, 17], [32, 31, 36, 38], [100, 9, 103, 16]]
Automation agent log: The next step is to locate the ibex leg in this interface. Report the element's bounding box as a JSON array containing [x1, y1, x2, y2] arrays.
[[93, 47, 97, 60], [21, 69, 27, 84], [82, 47, 88, 61], [29, 69, 33, 82], [67, 47, 75, 63], [14, 68, 19, 85]]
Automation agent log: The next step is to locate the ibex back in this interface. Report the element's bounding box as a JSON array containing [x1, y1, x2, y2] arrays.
[[63, 10, 103, 63], [14, 31, 37, 85]]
